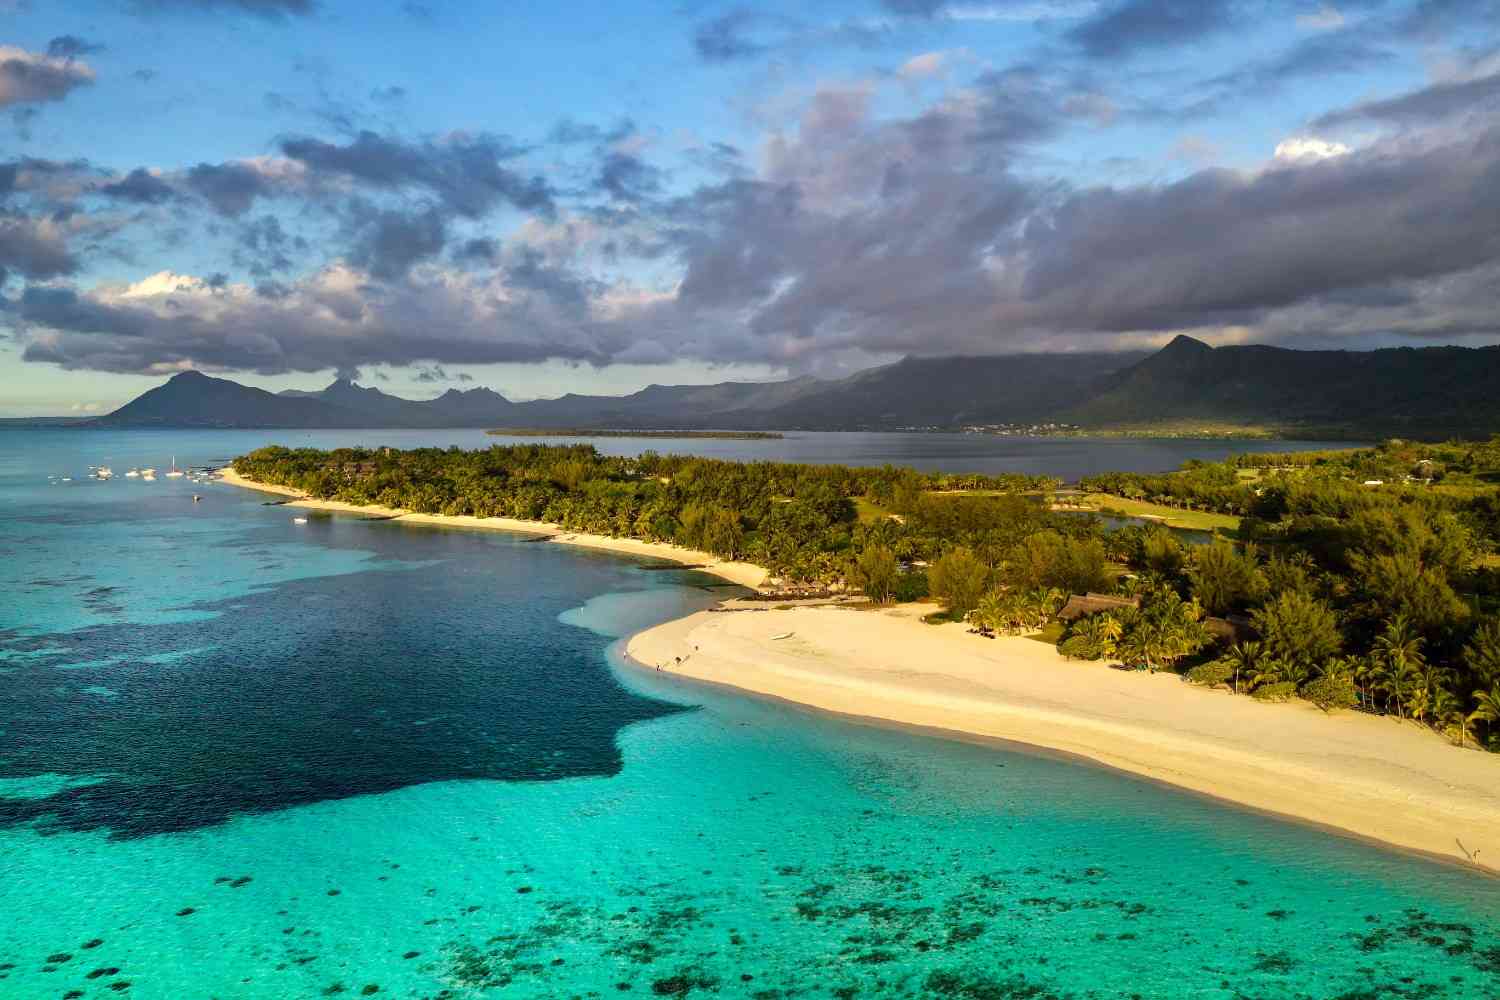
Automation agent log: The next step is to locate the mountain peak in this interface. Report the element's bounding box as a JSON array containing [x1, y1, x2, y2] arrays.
[[1161, 334, 1213, 355], [167, 370, 211, 382]]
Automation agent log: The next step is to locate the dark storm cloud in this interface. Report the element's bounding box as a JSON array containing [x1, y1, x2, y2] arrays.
[[47, 36, 105, 60], [280, 130, 553, 219], [1068, 0, 1239, 59], [1315, 70, 1500, 128], [98, 168, 177, 204], [1002, 123, 1500, 333]]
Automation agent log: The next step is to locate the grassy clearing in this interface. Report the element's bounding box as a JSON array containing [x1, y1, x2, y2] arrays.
[[855, 497, 894, 524], [1026, 622, 1066, 645], [1075, 493, 1241, 532]]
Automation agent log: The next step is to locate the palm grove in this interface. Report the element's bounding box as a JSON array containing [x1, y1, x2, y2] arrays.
[[235, 438, 1500, 751]]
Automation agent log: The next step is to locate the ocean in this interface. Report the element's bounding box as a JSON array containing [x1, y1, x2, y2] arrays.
[[1, 429, 1495, 999]]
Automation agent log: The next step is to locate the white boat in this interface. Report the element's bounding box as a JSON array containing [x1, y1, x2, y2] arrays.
[[95, 467, 113, 479], [292, 516, 308, 525], [142, 471, 157, 481], [166, 457, 184, 478], [61, 477, 72, 482], [125, 468, 140, 478]]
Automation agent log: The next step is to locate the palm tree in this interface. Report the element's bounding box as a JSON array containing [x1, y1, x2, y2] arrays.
[[1224, 641, 1262, 696], [1373, 614, 1425, 720], [1431, 686, 1472, 748], [1471, 682, 1500, 748]]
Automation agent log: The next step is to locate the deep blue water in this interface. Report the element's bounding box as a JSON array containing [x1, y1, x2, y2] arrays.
[[1, 430, 1496, 999], [2, 425, 1354, 480]]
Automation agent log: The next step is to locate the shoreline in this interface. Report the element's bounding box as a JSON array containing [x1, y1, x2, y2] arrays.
[[216, 467, 767, 589], [625, 604, 1500, 876], [221, 467, 1500, 875]]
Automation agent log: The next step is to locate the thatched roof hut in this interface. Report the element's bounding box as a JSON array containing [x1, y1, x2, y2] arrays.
[[1203, 614, 1256, 645], [1057, 593, 1140, 622]]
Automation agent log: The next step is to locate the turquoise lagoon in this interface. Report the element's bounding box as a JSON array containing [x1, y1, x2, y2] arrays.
[[1, 430, 1497, 999]]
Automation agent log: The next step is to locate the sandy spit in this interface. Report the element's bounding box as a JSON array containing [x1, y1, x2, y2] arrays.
[[217, 467, 767, 589], [221, 467, 1500, 874], [627, 603, 1500, 875]]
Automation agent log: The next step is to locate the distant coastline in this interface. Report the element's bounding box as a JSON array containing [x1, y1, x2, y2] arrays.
[[221, 465, 1500, 875], [217, 466, 767, 590], [486, 428, 785, 440]]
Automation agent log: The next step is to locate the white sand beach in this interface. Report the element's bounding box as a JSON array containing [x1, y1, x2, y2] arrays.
[[628, 603, 1500, 875], [217, 467, 767, 589], [222, 467, 1500, 875]]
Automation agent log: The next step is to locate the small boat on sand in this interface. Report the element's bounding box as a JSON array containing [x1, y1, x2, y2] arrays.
[[771, 632, 795, 640]]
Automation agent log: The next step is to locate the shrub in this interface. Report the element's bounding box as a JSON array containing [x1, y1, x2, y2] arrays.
[[851, 545, 899, 603], [1250, 681, 1298, 703], [929, 547, 990, 617], [1058, 635, 1104, 661], [1186, 660, 1235, 688], [1302, 673, 1357, 712], [892, 569, 930, 603]]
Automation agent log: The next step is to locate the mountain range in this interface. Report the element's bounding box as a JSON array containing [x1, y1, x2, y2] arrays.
[[86, 336, 1500, 438]]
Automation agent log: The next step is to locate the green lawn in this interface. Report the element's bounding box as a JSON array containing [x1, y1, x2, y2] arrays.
[[1026, 622, 1066, 645], [1075, 493, 1241, 533], [855, 497, 895, 524]]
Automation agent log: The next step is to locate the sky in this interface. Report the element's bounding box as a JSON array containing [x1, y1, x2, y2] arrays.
[[2, 0, 1499, 415]]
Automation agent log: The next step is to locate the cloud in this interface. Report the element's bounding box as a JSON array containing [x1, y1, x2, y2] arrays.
[[1296, 4, 1345, 30], [1068, 0, 1239, 58], [279, 130, 553, 219], [98, 168, 177, 204], [412, 364, 473, 383], [997, 121, 1500, 335], [1272, 135, 1350, 161], [131, 0, 315, 17], [0, 45, 96, 108], [693, 9, 770, 63], [345, 205, 447, 280], [47, 36, 105, 60], [14, 264, 622, 374], [1314, 69, 1500, 128], [0, 211, 78, 279], [897, 50, 955, 80], [183, 160, 282, 217], [595, 152, 662, 203]]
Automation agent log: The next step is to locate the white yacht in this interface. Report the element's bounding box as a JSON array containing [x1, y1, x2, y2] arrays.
[[166, 457, 185, 478], [125, 468, 140, 478], [95, 467, 114, 480]]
